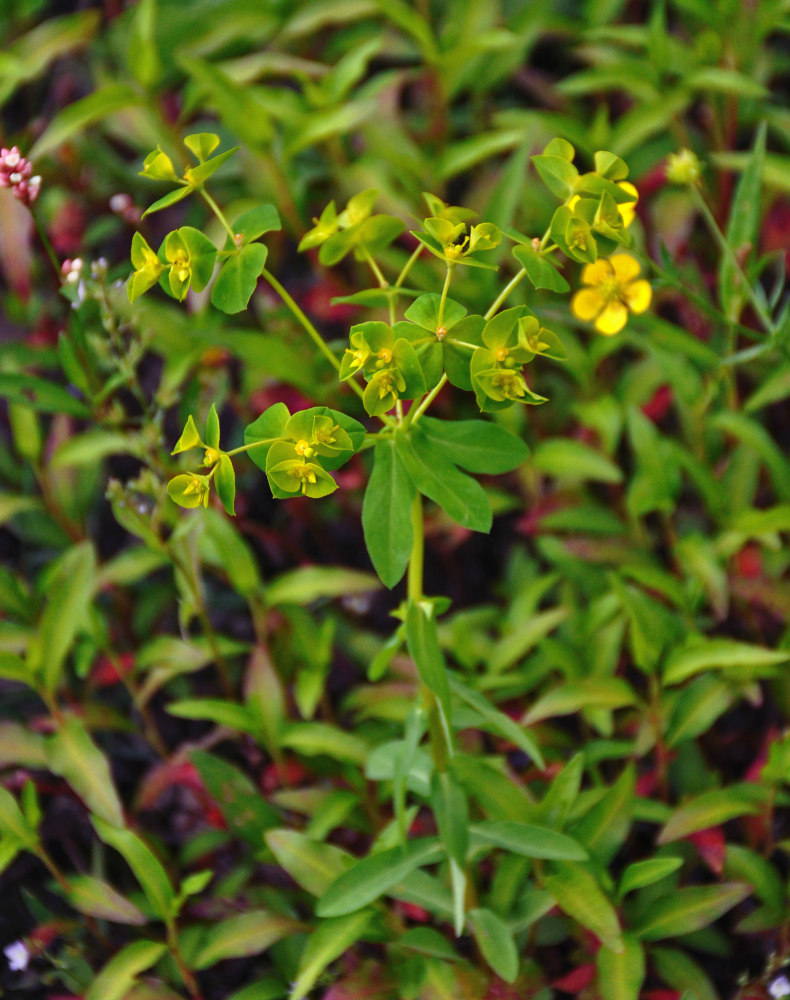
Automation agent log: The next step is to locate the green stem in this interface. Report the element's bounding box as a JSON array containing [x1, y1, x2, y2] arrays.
[[485, 267, 526, 320], [403, 374, 448, 430], [260, 268, 366, 399], [30, 210, 62, 282], [437, 264, 453, 327], [395, 245, 423, 288], [199, 188, 237, 244], [226, 437, 279, 458], [408, 493, 424, 602], [364, 249, 388, 289], [690, 185, 776, 338]]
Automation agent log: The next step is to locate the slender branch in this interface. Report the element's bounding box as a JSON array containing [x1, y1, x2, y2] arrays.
[[403, 374, 448, 430], [198, 188, 236, 244], [485, 267, 526, 320], [395, 245, 423, 288], [690, 185, 775, 338]]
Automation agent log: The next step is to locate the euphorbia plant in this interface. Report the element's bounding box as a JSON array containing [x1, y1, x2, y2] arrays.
[[123, 130, 652, 989]]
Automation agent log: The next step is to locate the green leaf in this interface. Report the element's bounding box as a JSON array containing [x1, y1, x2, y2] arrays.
[[618, 857, 684, 898], [85, 941, 167, 1000], [448, 675, 544, 768], [532, 439, 623, 483], [264, 566, 380, 606], [30, 83, 141, 159], [290, 912, 372, 1000], [532, 153, 579, 199], [663, 637, 790, 685], [47, 717, 124, 828], [596, 934, 645, 1000], [211, 243, 268, 314], [190, 750, 279, 847], [141, 184, 193, 217], [244, 402, 290, 472], [265, 829, 353, 896], [417, 417, 528, 474], [651, 947, 719, 1000], [92, 817, 176, 921], [0, 786, 38, 847], [67, 875, 147, 925], [406, 600, 451, 720], [469, 908, 518, 982], [666, 675, 734, 747], [232, 204, 282, 244], [657, 785, 767, 844], [431, 772, 468, 865], [395, 432, 492, 532], [280, 722, 368, 765], [570, 764, 635, 865], [317, 838, 443, 917], [168, 699, 258, 734], [362, 438, 416, 588], [523, 678, 636, 725], [0, 372, 89, 417], [634, 883, 751, 940], [512, 242, 570, 292], [471, 821, 586, 860], [194, 911, 299, 969], [184, 132, 220, 162], [543, 862, 623, 953], [719, 121, 765, 319]]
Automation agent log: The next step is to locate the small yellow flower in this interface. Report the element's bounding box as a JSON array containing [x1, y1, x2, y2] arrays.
[[616, 181, 639, 227], [571, 254, 651, 336]]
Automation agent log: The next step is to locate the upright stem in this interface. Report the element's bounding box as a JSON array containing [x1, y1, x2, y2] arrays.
[[199, 188, 236, 243], [690, 185, 775, 338], [438, 264, 453, 327], [408, 493, 424, 602]]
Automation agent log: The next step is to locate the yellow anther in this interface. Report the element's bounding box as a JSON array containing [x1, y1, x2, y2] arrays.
[[494, 346, 509, 362], [378, 348, 392, 363], [294, 439, 314, 457], [435, 326, 447, 341], [203, 447, 220, 466]]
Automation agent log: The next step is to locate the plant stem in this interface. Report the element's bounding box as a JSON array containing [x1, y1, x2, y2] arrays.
[[403, 374, 448, 429], [199, 188, 236, 244], [437, 264, 453, 327], [408, 493, 424, 602], [485, 267, 526, 320], [690, 185, 775, 338], [260, 268, 366, 400], [395, 245, 423, 288]]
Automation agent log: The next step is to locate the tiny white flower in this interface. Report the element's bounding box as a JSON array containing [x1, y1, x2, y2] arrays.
[[9, 172, 22, 184], [5, 150, 20, 168], [769, 974, 790, 999], [4, 940, 29, 971]]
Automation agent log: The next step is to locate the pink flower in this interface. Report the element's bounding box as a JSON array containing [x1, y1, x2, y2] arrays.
[[0, 145, 41, 206]]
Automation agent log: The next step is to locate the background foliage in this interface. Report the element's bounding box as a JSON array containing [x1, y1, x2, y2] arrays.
[[3, 1, 790, 999]]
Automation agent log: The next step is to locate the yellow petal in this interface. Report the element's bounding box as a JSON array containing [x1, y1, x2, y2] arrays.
[[572, 288, 605, 321], [609, 253, 641, 282], [580, 258, 613, 286], [568, 194, 580, 212], [595, 301, 628, 335], [617, 182, 638, 227], [625, 279, 652, 314]]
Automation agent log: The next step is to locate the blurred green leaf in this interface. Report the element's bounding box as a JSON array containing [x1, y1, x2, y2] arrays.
[[634, 883, 751, 940], [85, 940, 167, 1000], [194, 911, 299, 969]]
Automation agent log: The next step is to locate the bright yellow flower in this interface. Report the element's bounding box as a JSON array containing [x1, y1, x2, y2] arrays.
[[571, 254, 651, 336], [616, 181, 638, 227]]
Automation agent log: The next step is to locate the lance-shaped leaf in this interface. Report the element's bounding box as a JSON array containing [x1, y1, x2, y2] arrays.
[[543, 861, 623, 953], [469, 908, 518, 982], [362, 438, 415, 588], [416, 416, 528, 474], [633, 883, 751, 940], [290, 912, 372, 1000], [47, 717, 124, 827], [194, 911, 300, 969], [67, 875, 147, 925], [85, 940, 167, 1000], [596, 934, 645, 1000], [92, 817, 175, 921], [395, 432, 491, 532], [406, 599, 451, 721], [317, 838, 444, 917]]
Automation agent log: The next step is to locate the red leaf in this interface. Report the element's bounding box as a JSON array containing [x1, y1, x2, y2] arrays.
[[689, 826, 726, 875], [550, 964, 596, 993]]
